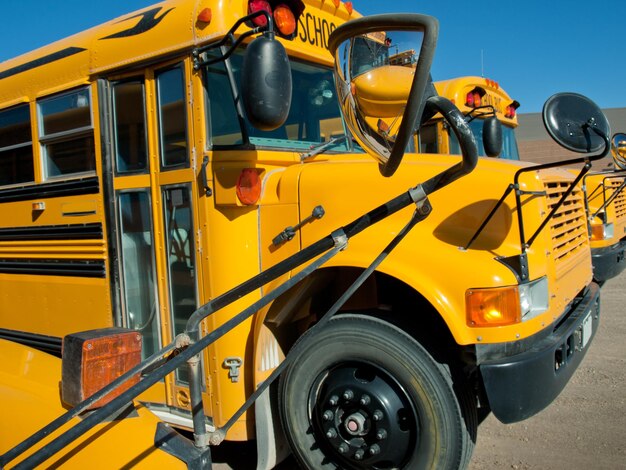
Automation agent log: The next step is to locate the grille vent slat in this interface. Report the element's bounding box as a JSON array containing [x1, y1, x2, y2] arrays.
[[607, 179, 626, 219], [543, 180, 588, 272]]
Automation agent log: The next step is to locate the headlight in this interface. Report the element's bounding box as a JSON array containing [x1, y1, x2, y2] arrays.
[[519, 276, 549, 321]]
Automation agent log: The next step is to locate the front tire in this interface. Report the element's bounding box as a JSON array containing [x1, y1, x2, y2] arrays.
[[278, 314, 474, 469]]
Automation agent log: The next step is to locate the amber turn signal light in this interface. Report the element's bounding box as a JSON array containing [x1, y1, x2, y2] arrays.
[[466, 286, 521, 327]]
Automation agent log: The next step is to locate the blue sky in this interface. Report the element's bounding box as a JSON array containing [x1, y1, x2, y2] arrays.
[[1, 0, 624, 113]]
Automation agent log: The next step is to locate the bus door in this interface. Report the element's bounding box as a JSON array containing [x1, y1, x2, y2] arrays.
[[103, 60, 203, 411]]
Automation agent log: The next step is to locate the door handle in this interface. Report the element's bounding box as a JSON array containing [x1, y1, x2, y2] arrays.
[[200, 156, 212, 197]]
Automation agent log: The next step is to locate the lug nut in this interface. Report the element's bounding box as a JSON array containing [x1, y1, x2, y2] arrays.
[[342, 389, 354, 400], [359, 394, 371, 406], [323, 410, 334, 421], [372, 410, 384, 421], [338, 443, 349, 454], [376, 428, 388, 440], [326, 428, 337, 439], [329, 395, 339, 406], [369, 444, 381, 456], [354, 449, 365, 460]]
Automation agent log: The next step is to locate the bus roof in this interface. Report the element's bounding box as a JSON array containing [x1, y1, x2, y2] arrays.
[[0, 0, 356, 107]]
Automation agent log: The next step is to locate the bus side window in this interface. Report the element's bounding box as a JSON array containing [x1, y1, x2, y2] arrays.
[[113, 80, 148, 173], [205, 55, 245, 147], [118, 190, 160, 359], [38, 87, 95, 179], [418, 123, 438, 154], [0, 104, 34, 186], [156, 66, 189, 169]]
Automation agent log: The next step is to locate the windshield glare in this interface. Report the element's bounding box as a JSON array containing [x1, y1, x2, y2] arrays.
[[449, 120, 520, 160], [205, 50, 353, 152]]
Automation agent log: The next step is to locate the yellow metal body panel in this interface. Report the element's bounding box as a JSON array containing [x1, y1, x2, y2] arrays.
[[0, 339, 184, 468], [0, 275, 112, 337], [292, 154, 591, 344]]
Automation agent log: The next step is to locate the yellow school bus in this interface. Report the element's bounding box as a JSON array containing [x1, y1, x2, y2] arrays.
[[581, 132, 626, 282], [0, 1, 606, 468], [420, 76, 521, 160]]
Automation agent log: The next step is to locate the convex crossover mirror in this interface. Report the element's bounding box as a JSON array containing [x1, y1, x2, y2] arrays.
[[611, 132, 626, 169], [482, 116, 503, 158], [328, 14, 439, 176], [543, 92, 610, 156]]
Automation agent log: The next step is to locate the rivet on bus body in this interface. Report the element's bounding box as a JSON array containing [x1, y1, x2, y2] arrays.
[[476, 336, 483, 341], [516, 333, 520, 338]]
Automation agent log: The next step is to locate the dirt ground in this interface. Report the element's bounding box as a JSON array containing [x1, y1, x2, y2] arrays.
[[213, 270, 626, 469]]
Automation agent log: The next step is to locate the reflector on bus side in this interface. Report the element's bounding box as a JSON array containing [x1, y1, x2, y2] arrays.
[[61, 328, 142, 410]]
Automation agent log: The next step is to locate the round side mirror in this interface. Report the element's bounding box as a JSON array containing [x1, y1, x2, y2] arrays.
[[542, 92, 610, 154], [328, 14, 439, 177], [611, 132, 626, 170], [241, 33, 292, 131], [482, 116, 503, 158]]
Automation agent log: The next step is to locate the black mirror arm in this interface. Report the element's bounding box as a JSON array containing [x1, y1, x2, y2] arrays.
[[464, 105, 497, 123], [419, 96, 478, 195], [589, 177, 626, 220], [587, 120, 611, 160], [517, 125, 607, 249], [193, 10, 274, 69]]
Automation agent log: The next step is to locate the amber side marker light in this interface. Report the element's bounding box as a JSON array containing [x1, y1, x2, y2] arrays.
[[61, 328, 142, 410], [466, 286, 522, 327], [197, 7, 212, 23], [236, 168, 262, 205], [590, 222, 614, 241]]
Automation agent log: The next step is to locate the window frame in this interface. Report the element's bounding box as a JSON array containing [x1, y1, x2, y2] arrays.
[[37, 86, 96, 181]]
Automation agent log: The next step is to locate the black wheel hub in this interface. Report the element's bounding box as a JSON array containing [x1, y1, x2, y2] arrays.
[[310, 363, 417, 468]]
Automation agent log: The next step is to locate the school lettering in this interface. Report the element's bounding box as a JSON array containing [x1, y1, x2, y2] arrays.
[[298, 13, 337, 49]]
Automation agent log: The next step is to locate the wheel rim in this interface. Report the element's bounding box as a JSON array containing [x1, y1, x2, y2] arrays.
[[308, 361, 418, 469]]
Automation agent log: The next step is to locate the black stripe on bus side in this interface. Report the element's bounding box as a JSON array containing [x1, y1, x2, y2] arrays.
[[0, 328, 62, 357], [0, 176, 99, 203], [0, 259, 106, 278], [0, 223, 103, 241], [0, 47, 87, 81]]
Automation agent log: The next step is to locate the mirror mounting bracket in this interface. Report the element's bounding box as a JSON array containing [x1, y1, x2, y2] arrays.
[[192, 10, 274, 70], [464, 105, 497, 123], [496, 252, 529, 283]]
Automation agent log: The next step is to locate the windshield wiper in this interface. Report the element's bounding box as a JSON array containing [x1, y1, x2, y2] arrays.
[[300, 135, 349, 161]]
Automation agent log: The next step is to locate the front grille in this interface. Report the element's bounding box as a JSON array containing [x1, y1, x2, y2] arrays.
[[606, 177, 626, 221], [544, 180, 589, 276]]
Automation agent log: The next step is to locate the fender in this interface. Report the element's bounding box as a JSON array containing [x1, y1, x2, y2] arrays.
[[0, 339, 184, 468]]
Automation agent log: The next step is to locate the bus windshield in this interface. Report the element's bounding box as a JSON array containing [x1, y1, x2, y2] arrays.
[[205, 49, 353, 153], [449, 120, 520, 160]]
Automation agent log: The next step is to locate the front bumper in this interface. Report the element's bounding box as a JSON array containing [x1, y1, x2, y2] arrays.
[[478, 282, 600, 424], [591, 241, 626, 283]]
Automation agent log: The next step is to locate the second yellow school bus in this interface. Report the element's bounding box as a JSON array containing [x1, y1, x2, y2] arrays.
[[0, 1, 602, 468], [420, 75, 521, 160]]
